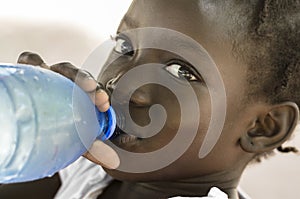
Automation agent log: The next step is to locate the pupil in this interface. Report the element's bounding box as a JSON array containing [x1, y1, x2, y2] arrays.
[[178, 66, 191, 80], [121, 42, 132, 54], [120, 41, 134, 56]]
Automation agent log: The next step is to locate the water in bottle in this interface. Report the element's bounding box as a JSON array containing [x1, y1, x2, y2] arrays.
[[0, 64, 116, 184]]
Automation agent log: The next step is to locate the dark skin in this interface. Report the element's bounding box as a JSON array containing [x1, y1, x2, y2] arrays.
[[0, 1, 298, 199], [97, 0, 299, 198]]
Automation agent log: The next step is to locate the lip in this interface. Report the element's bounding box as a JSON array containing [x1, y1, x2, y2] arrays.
[[110, 126, 141, 145], [115, 134, 139, 145]]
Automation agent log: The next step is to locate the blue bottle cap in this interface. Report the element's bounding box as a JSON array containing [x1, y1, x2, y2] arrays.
[[99, 106, 116, 141]]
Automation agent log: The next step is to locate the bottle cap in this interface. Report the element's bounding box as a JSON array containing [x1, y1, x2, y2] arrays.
[[98, 106, 116, 140]]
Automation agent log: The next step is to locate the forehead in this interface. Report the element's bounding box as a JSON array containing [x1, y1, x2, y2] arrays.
[[123, 0, 199, 28], [120, 0, 233, 43], [119, 0, 249, 105]]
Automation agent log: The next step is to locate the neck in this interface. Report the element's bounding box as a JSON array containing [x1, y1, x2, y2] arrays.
[[121, 167, 244, 199]]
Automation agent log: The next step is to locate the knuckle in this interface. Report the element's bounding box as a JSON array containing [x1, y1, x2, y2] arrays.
[[17, 52, 44, 66]]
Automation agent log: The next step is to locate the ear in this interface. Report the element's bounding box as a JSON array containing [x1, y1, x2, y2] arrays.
[[240, 102, 299, 153]]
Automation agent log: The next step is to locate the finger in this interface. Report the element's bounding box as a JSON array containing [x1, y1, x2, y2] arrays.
[[97, 101, 110, 112], [51, 63, 110, 111], [87, 82, 110, 112], [89, 90, 110, 112], [17, 52, 49, 69], [50, 63, 97, 92], [83, 140, 120, 170], [50, 62, 78, 81], [76, 73, 98, 92], [95, 89, 110, 112]]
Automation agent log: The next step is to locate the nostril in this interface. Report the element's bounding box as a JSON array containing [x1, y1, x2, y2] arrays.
[[105, 78, 115, 89], [105, 74, 122, 95], [105, 79, 115, 95], [105, 74, 152, 107]]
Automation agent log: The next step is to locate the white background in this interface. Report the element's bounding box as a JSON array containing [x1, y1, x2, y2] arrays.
[[0, 1, 299, 199], [0, 0, 132, 66]]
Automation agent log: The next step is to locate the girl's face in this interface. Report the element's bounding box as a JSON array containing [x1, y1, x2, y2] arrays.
[[98, 0, 256, 181]]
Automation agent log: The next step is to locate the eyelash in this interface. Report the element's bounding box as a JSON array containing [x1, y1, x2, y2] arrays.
[[111, 34, 134, 56], [165, 60, 203, 82], [110, 35, 202, 83]]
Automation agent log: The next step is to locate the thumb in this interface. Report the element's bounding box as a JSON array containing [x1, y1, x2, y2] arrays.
[[83, 140, 120, 170]]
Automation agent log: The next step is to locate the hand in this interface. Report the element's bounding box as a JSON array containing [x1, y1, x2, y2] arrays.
[[17, 52, 120, 169]]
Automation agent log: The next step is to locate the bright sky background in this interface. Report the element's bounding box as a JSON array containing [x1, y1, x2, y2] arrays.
[[0, 0, 132, 38]]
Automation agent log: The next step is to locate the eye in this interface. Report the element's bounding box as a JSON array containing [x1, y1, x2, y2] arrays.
[[113, 36, 134, 56], [165, 61, 201, 82]]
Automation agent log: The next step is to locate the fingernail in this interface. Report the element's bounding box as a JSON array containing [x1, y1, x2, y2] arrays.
[[97, 102, 110, 112], [88, 140, 120, 169], [96, 88, 106, 93], [95, 91, 109, 103]]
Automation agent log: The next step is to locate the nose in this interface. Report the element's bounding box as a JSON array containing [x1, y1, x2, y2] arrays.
[[104, 49, 167, 107], [105, 74, 121, 95], [129, 88, 152, 107], [105, 74, 153, 107]]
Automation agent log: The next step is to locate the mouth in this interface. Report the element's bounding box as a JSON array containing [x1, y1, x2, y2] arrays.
[[110, 125, 142, 145]]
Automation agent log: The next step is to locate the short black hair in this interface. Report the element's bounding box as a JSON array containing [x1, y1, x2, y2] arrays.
[[244, 1, 299, 157], [237, 0, 299, 106], [200, 0, 299, 105], [209, 0, 300, 156]]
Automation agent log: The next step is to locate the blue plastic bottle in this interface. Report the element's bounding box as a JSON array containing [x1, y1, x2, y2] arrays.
[[0, 64, 116, 184]]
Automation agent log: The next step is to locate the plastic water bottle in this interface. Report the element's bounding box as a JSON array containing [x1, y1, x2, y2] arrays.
[[0, 64, 116, 184]]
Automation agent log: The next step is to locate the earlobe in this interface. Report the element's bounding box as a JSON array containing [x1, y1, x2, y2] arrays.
[[240, 102, 299, 153]]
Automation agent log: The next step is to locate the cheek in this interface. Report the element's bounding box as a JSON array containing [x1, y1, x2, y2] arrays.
[[191, 103, 248, 172], [157, 87, 214, 173], [193, 85, 212, 144], [164, 87, 245, 176]]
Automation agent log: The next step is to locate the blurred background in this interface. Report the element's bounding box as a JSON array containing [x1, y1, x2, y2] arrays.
[[0, 1, 299, 198], [0, 0, 132, 67]]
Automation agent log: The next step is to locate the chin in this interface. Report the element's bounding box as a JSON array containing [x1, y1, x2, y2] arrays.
[[103, 167, 156, 182], [102, 158, 196, 182]]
